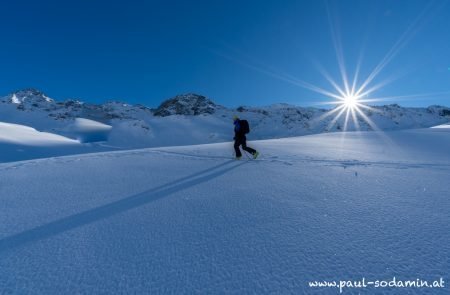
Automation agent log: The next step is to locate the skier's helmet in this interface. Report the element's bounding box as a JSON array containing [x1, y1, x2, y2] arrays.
[[233, 115, 239, 122]]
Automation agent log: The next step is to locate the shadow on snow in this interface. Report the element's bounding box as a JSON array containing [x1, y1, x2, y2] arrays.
[[0, 159, 244, 253]]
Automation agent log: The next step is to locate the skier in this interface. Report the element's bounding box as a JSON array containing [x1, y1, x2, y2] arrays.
[[233, 115, 259, 159]]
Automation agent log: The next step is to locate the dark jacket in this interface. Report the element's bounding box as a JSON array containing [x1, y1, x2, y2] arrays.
[[234, 120, 245, 139]]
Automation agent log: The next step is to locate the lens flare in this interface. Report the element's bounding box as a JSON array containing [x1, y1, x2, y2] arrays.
[[213, 1, 447, 135], [343, 94, 358, 109]]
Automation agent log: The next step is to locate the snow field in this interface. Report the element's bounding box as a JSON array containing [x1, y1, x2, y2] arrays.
[[0, 129, 449, 293]]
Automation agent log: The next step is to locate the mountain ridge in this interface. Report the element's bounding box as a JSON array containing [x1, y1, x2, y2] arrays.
[[1, 88, 449, 150]]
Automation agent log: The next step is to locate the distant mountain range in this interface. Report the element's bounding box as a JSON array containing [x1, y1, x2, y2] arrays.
[[1, 88, 449, 149]]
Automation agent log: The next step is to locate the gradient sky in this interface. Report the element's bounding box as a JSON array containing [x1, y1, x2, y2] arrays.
[[1, 0, 449, 108]]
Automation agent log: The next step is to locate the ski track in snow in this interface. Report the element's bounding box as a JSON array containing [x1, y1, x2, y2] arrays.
[[3, 147, 449, 173], [151, 149, 450, 171], [0, 130, 449, 294]]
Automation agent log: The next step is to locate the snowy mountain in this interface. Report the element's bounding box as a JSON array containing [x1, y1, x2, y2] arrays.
[[0, 88, 449, 161], [153, 93, 222, 116], [6, 88, 54, 106]]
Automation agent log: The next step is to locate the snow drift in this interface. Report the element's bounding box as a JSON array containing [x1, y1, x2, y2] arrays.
[[0, 122, 78, 146], [0, 121, 113, 163], [68, 118, 112, 143]]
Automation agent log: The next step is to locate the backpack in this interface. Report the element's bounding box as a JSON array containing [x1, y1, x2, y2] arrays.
[[239, 119, 250, 134]]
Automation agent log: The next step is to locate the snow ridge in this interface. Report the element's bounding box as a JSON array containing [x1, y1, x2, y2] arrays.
[[0, 88, 449, 151]]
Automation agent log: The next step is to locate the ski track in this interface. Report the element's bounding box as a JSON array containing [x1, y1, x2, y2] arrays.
[[2, 147, 449, 173], [150, 150, 450, 171]]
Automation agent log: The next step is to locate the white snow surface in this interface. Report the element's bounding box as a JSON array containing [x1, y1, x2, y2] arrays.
[[70, 118, 112, 132], [432, 123, 450, 129], [10, 94, 20, 104], [1, 128, 449, 294], [67, 118, 112, 143], [0, 122, 78, 146], [0, 121, 114, 163]]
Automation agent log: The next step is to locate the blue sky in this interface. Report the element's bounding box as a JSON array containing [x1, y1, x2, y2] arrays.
[[0, 0, 449, 107]]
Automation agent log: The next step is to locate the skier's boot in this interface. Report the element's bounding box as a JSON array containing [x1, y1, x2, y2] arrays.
[[253, 151, 259, 159], [235, 156, 242, 160]]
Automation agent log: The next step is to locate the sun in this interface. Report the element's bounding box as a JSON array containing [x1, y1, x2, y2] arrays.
[[343, 94, 358, 109]]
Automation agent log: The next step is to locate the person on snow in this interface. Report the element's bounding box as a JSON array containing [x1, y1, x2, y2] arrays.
[[233, 115, 259, 159]]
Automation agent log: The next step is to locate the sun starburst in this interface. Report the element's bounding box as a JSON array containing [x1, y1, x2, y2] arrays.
[[214, 0, 449, 135], [318, 86, 382, 133], [343, 94, 358, 109]]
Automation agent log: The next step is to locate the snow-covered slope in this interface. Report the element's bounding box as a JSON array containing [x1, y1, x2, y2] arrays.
[[0, 122, 77, 146], [0, 121, 113, 163], [1, 89, 449, 156], [1, 128, 449, 293]]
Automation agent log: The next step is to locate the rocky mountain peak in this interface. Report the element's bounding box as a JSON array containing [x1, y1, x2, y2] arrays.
[[153, 93, 220, 117], [11, 88, 54, 104]]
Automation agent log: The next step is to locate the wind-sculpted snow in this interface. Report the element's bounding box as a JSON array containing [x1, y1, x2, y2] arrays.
[[0, 121, 115, 163], [0, 122, 77, 146], [0, 129, 449, 293], [68, 118, 112, 143]]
